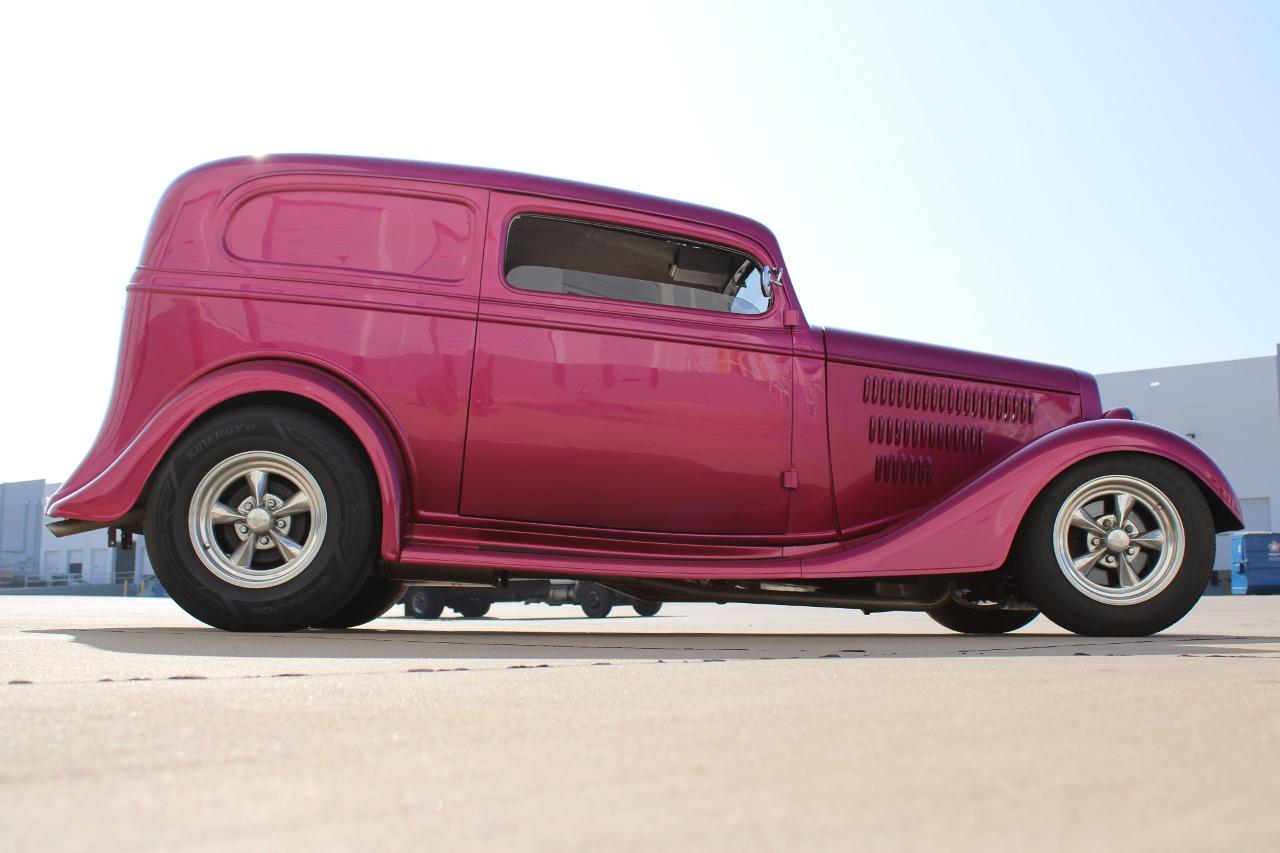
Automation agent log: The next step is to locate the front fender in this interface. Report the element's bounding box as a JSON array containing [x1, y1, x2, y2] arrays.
[[801, 419, 1243, 578], [46, 361, 410, 562]]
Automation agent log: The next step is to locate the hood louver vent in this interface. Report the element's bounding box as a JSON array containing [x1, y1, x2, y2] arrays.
[[868, 416, 984, 455], [862, 375, 1034, 424], [874, 453, 934, 486]]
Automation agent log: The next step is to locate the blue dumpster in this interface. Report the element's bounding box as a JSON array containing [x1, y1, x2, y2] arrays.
[[1231, 532, 1280, 595]]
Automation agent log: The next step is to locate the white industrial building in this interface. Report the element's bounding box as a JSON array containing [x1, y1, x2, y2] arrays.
[[0, 480, 154, 589], [36, 482, 155, 585]]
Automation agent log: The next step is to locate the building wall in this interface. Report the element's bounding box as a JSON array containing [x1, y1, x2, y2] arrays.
[[1097, 347, 1280, 571], [39, 483, 154, 585], [0, 479, 153, 586], [0, 480, 45, 577]]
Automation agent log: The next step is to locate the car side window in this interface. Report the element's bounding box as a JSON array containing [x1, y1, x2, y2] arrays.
[[503, 215, 772, 315]]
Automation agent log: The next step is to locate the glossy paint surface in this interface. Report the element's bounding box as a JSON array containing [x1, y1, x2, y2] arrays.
[[47, 155, 1242, 580], [804, 418, 1244, 578], [822, 326, 1084, 393], [461, 192, 794, 535], [463, 322, 793, 533], [49, 360, 409, 561], [225, 188, 475, 281], [825, 355, 1082, 535]]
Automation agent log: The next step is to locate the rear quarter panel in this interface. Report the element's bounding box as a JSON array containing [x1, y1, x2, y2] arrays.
[[50, 168, 489, 543]]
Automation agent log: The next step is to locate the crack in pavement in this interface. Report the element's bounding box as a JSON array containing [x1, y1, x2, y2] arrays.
[[958, 635, 1247, 654], [39, 627, 763, 654], [0, 655, 755, 688]]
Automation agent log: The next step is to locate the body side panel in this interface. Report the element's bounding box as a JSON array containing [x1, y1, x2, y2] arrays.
[[459, 191, 797, 538], [50, 174, 487, 534], [826, 360, 1082, 534], [392, 421, 1240, 582]]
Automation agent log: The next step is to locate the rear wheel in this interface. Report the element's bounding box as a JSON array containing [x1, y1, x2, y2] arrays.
[[577, 583, 613, 618], [1014, 454, 1214, 636], [632, 601, 662, 617], [317, 576, 406, 629], [927, 598, 1037, 634], [146, 406, 378, 632], [404, 587, 447, 619]]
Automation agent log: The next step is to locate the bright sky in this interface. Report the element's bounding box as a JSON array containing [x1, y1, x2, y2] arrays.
[[1, 0, 1276, 483]]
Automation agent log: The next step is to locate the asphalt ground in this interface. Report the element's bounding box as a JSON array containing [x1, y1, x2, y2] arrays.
[[2, 594, 1278, 852]]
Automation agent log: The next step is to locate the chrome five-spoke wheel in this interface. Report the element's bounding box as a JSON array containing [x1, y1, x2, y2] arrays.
[[188, 450, 328, 588], [150, 406, 377, 631], [1052, 475, 1185, 606]]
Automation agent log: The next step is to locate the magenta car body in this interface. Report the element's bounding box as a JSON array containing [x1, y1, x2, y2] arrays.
[[47, 155, 1242, 635]]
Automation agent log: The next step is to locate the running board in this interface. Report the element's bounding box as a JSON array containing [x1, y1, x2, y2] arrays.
[[393, 542, 801, 583]]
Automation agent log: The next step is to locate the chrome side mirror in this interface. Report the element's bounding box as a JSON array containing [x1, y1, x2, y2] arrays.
[[762, 266, 784, 298]]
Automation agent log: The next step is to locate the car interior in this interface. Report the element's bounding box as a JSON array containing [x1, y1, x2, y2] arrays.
[[503, 215, 771, 315]]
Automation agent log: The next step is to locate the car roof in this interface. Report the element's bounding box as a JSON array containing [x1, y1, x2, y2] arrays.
[[177, 154, 783, 261]]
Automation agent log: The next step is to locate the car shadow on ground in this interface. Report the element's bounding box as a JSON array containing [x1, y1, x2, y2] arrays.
[[31, 626, 1280, 662]]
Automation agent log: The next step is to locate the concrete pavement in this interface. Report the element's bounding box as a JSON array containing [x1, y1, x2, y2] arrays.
[[2, 595, 1278, 852]]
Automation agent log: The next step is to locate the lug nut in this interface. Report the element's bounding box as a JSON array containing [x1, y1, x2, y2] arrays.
[[258, 536, 270, 546]]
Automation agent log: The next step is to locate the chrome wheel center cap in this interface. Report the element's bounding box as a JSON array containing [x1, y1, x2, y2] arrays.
[[1105, 529, 1131, 552], [245, 507, 273, 534]]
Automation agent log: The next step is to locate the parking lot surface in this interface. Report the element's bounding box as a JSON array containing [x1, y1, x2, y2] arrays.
[[2, 595, 1278, 852]]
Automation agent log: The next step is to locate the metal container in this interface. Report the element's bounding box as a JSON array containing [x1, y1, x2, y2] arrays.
[[1231, 532, 1280, 594]]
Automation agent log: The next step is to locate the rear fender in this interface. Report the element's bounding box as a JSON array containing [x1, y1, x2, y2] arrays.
[[45, 361, 409, 561], [801, 419, 1243, 578]]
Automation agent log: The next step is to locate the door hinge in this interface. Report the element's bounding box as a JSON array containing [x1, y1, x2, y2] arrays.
[[783, 309, 800, 328], [781, 469, 799, 490]]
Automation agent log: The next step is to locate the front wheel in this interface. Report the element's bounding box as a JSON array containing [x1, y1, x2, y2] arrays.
[[632, 601, 662, 617], [1014, 454, 1215, 636], [404, 587, 446, 620], [577, 583, 614, 618]]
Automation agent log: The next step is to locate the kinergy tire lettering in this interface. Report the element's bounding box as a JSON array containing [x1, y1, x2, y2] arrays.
[[186, 424, 259, 459]]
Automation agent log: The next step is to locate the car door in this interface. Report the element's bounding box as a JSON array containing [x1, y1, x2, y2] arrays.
[[459, 193, 794, 536]]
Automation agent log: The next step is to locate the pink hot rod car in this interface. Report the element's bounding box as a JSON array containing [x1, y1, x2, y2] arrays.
[[47, 155, 1242, 636]]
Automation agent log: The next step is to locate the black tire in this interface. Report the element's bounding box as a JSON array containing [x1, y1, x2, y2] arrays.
[[632, 601, 662, 617], [317, 576, 407, 629], [453, 599, 491, 618], [577, 582, 614, 618], [145, 406, 378, 632], [404, 587, 447, 619], [1013, 453, 1215, 637], [927, 598, 1037, 634]]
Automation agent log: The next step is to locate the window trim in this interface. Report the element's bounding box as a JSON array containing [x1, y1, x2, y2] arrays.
[[496, 212, 782, 323]]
